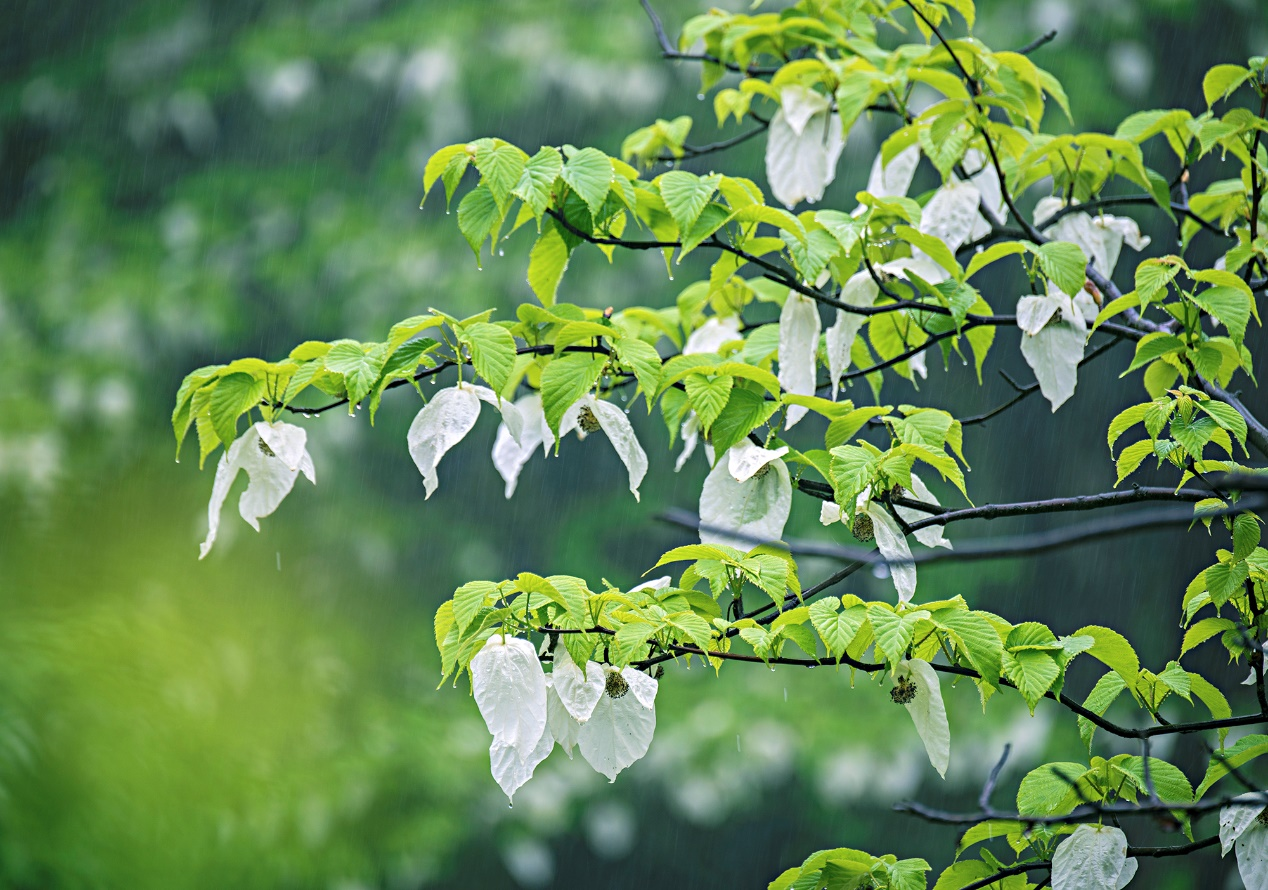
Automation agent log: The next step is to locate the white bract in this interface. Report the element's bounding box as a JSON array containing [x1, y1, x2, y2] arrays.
[[683, 315, 742, 356], [470, 634, 551, 802], [919, 178, 982, 254], [491, 392, 548, 498], [868, 501, 917, 602], [778, 292, 821, 429], [1016, 282, 1088, 412], [550, 644, 605, 724], [727, 440, 790, 483], [896, 659, 949, 778], [824, 271, 880, 398], [674, 411, 706, 472], [559, 394, 649, 501], [958, 148, 1007, 241], [200, 420, 316, 559], [1034, 196, 1151, 278], [699, 446, 792, 549], [865, 144, 920, 200], [1051, 824, 1137, 890], [409, 382, 523, 499], [1221, 797, 1268, 889], [577, 667, 658, 782], [893, 473, 953, 550], [765, 86, 844, 209]]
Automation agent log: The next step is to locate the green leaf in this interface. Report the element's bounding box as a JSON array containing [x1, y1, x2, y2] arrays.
[[1070, 625, 1140, 685], [1123, 333, 1185, 375], [1196, 734, 1268, 798], [323, 341, 386, 412], [1181, 617, 1236, 657], [1003, 649, 1060, 712], [421, 143, 470, 208], [1107, 404, 1148, 452], [1197, 400, 1249, 454], [658, 171, 720, 235], [809, 599, 867, 659], [964, 241, 1028, 280], [684, 373, 734, 433], [1017, 762, 1087, 816], [1202, 64, 1252, 106], [1115, 439, 1155, 483], [527, 219, 573, 306], [1036, 241, 1088, 296], [540, 352, 606, 438], [456, 183, 503, 262], [474, 142, 526, 208], [463, 323, 517, 392], [710, 387, 779, 457], [1077, 671, 1127, 752], [868, 606, 921, 668], [561, 147, 613, 217], [1122, 756, 1193, 804], [934, 609, 1003, 688], [1188, 671, 1232, 746], [1135, 259, 1181, 304], [613, 338, 662, 405], [1189, 285, 1252, 345], [209, 372, 265, 446], [512, 147, 562, 219], [452, 581, 498, 634]]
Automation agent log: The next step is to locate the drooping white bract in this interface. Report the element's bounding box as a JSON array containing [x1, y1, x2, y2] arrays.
[[778, 292, 821, 429], [550, 644, 605, 724], [545, 645, 609, 759], [491, 392, 548, 498], [894, 473, 952, 550], [1016, 281, 1088, 412], [825, 271, 880, 399], [489, 727, 554, 803], [1221, 796, 1268, 889], [868, 501, 917, 603], [959, 148, 1007, 242], [545, 678, 579, 757], [683, 315, 743, 356], [865, 144, 920, 201], [699, 446, 792, 549], [630, 575, 672, 593], [896, 659, 949, 778], [1034, 196, 1151, 278], [1051, 824, 1137, 890], [577, 667, 658, 782], [200, 420, 316, 559], [558, 394, 648, 501], [919, 178, 982, 254], [765, 85, 844, 209], [727, 440, 790, 483], [409, 382, 523, 499], [470, 634, 550, 801]]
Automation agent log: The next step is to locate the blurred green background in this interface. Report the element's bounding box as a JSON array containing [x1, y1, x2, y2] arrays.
[[2, 1, 1266, 887]]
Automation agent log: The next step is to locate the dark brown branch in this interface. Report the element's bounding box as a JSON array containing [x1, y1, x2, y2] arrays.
[[960, 338, 1121, 425], [665, 121, 769, 161], [1016, 30, 1058, 55], [638, 0, 779, 76], [1033, 193, 1228, 238]]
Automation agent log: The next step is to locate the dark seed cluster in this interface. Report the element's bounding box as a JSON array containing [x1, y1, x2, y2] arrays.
[[890, 677, 917, 705], [578, 406, 602, 434], [852, 512, 875, 543], [257, 438, 276, 458], [605, 669, 629, 699]]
